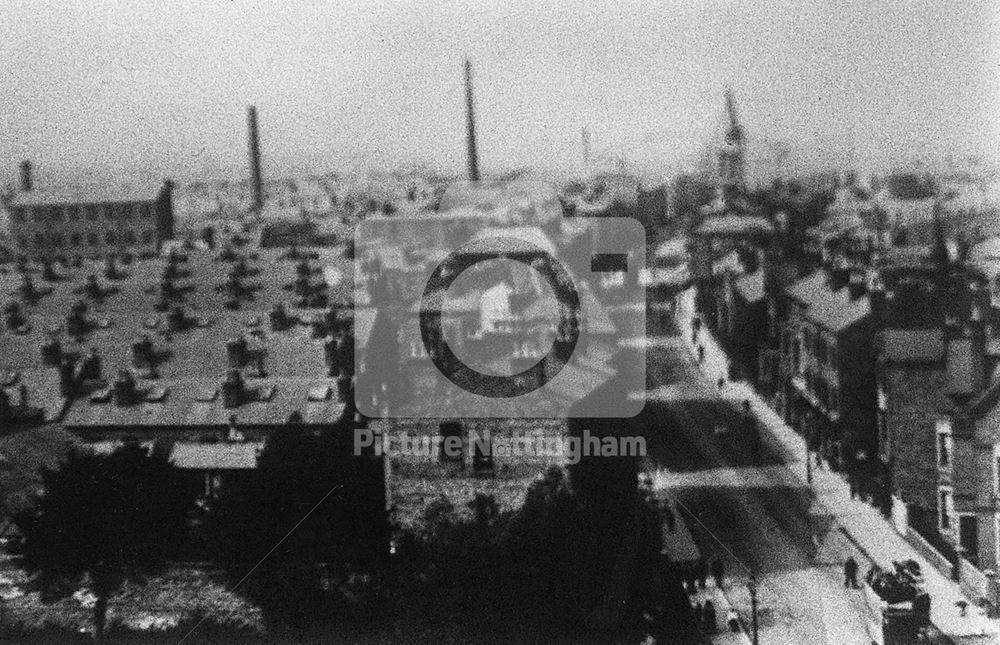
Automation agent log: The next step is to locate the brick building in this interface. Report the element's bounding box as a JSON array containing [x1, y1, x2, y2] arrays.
[[7, 181, 175, 260]]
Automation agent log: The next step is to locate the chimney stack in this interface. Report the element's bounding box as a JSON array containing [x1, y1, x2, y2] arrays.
[[19, 161, 32, 192], [247, 106, 264, 210], [463, 59, 480, 182]]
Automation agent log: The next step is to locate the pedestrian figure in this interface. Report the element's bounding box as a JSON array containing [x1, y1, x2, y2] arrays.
[[712, 558, 725, 588], [702, 600, 716, 633], [844, 556, 859, 588], [696, 558, 708, 590], [697, 345, 705, 363], [717, 376, 725, 390]]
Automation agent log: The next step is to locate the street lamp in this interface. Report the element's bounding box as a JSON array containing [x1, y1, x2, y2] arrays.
[[749, 575, 760, 645]]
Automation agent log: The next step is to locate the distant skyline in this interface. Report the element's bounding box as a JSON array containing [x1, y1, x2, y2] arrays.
[[1, 0, 998, 187]]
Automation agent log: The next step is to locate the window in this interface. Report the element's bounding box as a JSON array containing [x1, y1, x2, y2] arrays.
[[121, 205, 132, 221], [940, 489, 952, 530], [937, 419, 952, 468], [13, 208, 25, 223], [105, 231, 116, 244], [85, 205, 98, 220], [104, 206, 115, 220], [122, 230, 136, 245], [33, 233, 44, 247], [32, 209, 45, 222], [49, 207, 63, 222], [141, 230, 154, 244], [51, 234, 63, 248], [70, 233, 81, 246], [67, 207, 79, 221], [88, 232, 99, 246]]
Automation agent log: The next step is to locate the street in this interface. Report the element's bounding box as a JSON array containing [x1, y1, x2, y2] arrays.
[[640, 318, 881, 644]]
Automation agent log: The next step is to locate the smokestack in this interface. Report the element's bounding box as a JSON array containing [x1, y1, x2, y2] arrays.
[[247, 106, 263, 210], [19, 161, 32, 192], [464, 59, 480, 182]]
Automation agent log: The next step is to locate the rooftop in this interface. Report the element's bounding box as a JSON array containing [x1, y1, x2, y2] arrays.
[[9, 182, 166, 208], [787, 270, 871, 332], [0, 245, 354, 428], [694, 214, 773, 238]]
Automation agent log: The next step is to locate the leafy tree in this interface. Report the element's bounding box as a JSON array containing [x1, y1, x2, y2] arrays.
[[12, 445, 193, 640], [206, 413, 388, 632]]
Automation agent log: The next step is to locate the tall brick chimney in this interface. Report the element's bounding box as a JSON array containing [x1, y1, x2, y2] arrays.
[[464, 59, 480, 182], [247, 106, 263, 210], [19, 160, 32, 192]]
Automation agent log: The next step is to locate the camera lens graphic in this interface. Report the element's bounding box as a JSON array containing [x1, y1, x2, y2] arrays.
[[418, 237, 581, 398]]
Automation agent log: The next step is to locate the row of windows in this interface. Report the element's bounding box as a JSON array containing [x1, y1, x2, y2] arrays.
[[20, 229, 156, 248], [12, 203, 154, 223]]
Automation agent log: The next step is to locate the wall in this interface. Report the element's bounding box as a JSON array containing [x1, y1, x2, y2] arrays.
[[884, 365, 950, 511]]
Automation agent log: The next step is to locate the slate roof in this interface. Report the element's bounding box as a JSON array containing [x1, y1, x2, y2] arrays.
[[64, 377, 344, 429], [786, 270, 870, 332], [0, 246, 354, 429]]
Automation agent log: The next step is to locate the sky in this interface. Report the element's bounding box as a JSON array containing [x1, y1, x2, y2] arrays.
[[1, 0, 998, 186]]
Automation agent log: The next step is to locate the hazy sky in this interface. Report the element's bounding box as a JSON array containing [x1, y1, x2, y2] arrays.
[[1, 0, 998, 185]]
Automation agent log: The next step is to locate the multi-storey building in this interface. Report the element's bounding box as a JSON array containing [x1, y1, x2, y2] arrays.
[[780, 266, 877, 490], [7, 181, 175, 260]]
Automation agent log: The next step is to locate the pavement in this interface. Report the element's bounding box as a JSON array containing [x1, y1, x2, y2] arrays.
[[671, 287, 1000, 645], [642, 301, 878, 644]]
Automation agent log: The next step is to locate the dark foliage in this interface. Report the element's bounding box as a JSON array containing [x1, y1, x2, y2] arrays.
[[205, 416, 388, 631], [11, 445, 193, 640]]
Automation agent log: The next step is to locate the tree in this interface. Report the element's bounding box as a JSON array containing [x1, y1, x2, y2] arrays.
[[206, 413, 388, 632], [12, 445, 193, 640]]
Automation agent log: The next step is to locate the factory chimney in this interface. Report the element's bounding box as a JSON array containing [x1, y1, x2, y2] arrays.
[[464, 59, 480, 182], [247, 106, 264, 210], [19, 161, 32, 192]]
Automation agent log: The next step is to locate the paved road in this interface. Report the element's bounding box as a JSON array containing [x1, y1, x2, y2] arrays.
[[640, 327, 881, 645]]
